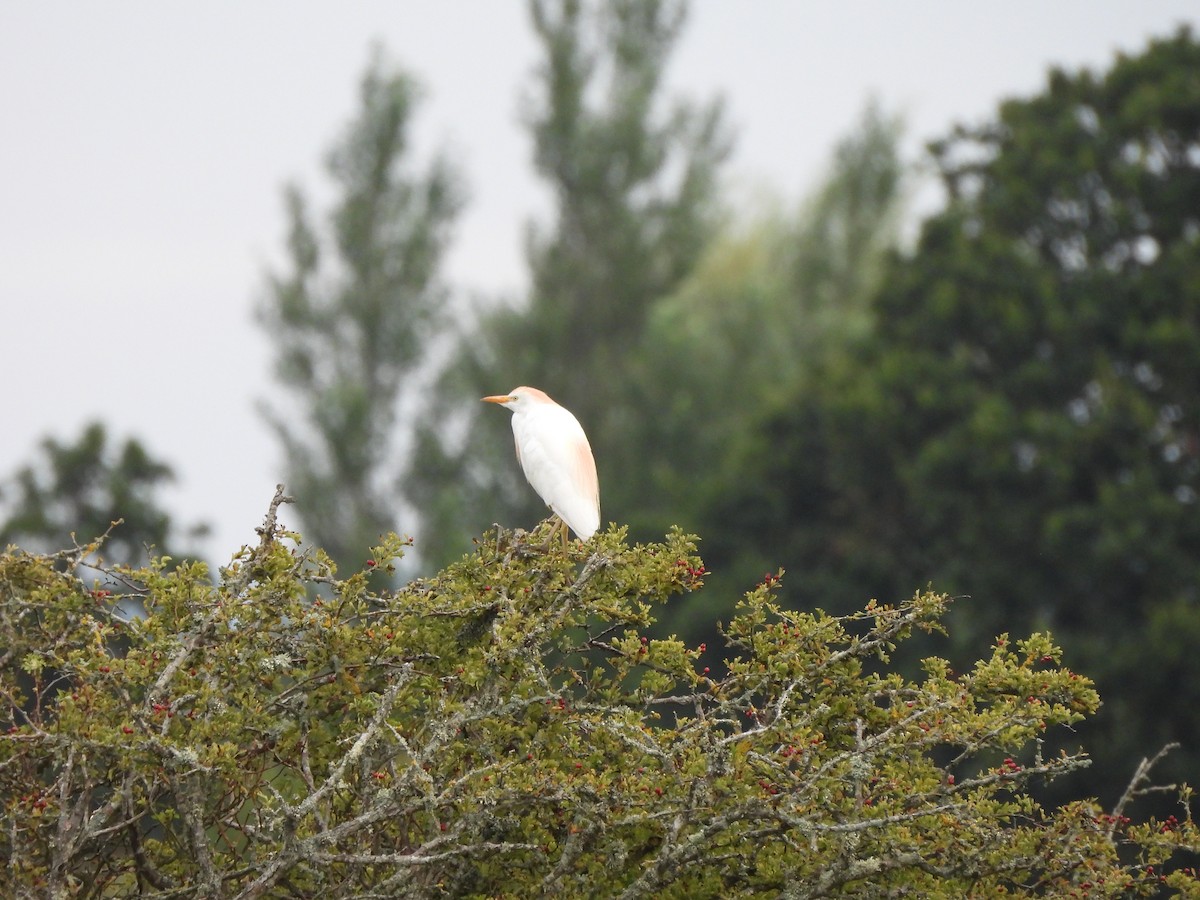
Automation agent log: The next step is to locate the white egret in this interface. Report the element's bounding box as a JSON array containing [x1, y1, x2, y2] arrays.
[[481, 386, 600, 542]]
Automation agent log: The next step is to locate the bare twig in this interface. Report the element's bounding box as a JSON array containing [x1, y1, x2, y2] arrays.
[[1108, 742, 1180, 839]]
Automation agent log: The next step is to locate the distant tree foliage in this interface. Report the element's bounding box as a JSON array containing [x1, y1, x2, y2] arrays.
[[632, 101, 905, 548], [2, 495, 1197, 896], [258, 48, 463, 574], [0, 422, 205, 566], [408, 0, 731, 567], [707, 28, 1200, 802]]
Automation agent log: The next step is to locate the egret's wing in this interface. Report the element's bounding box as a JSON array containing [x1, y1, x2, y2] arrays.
[[515, 407, 600, 539], [548, 430, 599, 539]]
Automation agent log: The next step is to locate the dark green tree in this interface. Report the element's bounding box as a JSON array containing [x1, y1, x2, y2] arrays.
[[259, 48, 463, 574], [409, 0, 730, 566], [0, 421, 206, 566], [716, 28, 1200, 800]]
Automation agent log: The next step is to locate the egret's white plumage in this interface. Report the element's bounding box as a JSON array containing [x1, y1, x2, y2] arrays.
[[482, 386, 600, 540]]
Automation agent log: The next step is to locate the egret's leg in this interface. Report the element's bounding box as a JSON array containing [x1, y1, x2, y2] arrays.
[[539, 515, 568, 550], [543, 515, 568, 549]]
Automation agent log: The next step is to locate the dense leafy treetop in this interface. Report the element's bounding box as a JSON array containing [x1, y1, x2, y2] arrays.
[[1, 492, 1197, 896]]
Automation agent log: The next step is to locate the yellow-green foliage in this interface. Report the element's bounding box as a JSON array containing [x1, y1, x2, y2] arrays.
[[1, 495, 1197, 897]]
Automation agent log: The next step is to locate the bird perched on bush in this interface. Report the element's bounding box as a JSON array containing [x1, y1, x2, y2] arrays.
[[482, 386, 600, 542]]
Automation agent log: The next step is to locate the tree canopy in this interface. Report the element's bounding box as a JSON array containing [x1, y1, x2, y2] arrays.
[[0, 422, 206, 567], [2, 493, 1197, 896], [702, 27, 1200, 801]]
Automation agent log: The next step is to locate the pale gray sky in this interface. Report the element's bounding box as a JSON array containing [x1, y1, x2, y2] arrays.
[[1, 2, 1196, 560]]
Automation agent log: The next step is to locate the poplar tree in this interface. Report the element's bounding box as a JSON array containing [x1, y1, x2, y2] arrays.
[[259, 50, 462, 573], [410, 0, 729, 565]]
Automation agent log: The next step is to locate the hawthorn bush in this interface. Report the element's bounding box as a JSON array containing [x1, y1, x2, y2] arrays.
[[2, 490, 1197, 897]]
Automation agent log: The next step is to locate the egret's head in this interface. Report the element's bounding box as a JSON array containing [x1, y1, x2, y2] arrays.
[[481, 386, 553, 412]]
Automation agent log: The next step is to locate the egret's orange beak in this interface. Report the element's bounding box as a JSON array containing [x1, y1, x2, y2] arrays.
[[481, 394, 513, 405]]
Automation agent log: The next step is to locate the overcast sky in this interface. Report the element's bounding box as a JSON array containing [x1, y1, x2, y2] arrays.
[[1, 2, 1197, 561]]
